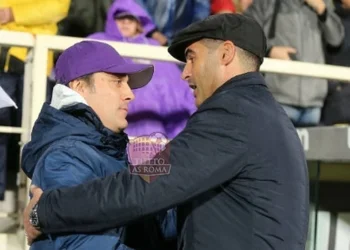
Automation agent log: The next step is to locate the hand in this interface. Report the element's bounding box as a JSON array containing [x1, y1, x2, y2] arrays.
[[0, 7, 14, 24], [341, 0, 350, 9], [240, 0, 253, 12], [304, 0, 326, 15], [24, 185, 43, 246], [151, 31, 168, 46], [268, 46, 297, 60]]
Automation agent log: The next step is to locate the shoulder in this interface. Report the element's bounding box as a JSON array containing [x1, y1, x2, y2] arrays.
[[44, 138, 97, 158], [32, 139, 103, 187], [42, 138, 103, 169]]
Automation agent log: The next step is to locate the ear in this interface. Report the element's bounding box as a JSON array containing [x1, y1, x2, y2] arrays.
[[69, 79, 85, 94], [220, 41, 235, 66]]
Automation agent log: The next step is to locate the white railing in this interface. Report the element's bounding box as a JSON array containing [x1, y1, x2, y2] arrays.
[[2, 30, 350, 136], [1, 30, 350, 250]]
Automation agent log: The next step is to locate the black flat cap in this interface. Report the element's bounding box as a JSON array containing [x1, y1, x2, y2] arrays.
[[168, 14, 267, 64]]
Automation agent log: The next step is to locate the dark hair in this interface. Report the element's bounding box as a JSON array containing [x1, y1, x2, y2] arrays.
[[76, 73, 95, 92], [235, 47, 260, 71], [201, 38, 260, 71]]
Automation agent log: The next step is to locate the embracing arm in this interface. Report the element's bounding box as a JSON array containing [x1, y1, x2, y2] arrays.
[[37, 108, 247, 234], [30, 147, 131, 249]]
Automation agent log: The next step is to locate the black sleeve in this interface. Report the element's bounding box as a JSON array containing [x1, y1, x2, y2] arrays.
[[318, 8, 327, 22], [121, 216, 176, 250], [37, 108, 247, 234]]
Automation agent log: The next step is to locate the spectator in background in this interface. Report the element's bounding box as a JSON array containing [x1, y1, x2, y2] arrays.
[[57, 0, 114, 38], [211, 0, 236, 14], [322, 0, 350, 125], [88, 0, 196, 140], [134, 0, 210, 45], [245, 0, 344, 127], [58, 0, 167, 47], [0, 0, 70, 201]]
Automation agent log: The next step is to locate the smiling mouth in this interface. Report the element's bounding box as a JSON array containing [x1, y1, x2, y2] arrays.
[[189, 84, 197, 90]]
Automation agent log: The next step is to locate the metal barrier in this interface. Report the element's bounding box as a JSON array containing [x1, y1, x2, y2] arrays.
[[1, 30, 350, 250], [2, 30, 350, 137]]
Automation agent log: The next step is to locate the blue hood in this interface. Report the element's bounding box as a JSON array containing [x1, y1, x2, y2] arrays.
[[21, 92, 128, 179]]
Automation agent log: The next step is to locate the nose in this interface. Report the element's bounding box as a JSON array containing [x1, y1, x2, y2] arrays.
[[122, 82, 135, 101], [181, 63, 191, 81]]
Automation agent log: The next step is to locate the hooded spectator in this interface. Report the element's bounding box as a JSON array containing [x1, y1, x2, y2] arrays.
[[88, 0, 196, 139], [245, 0, 344, 127]]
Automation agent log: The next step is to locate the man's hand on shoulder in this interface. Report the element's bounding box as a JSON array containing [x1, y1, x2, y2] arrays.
[[24, 185, 43, 246]]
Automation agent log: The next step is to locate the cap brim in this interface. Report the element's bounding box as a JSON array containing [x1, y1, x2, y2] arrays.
[[168, 34, 215, 63], [103, 63, 154, 89]]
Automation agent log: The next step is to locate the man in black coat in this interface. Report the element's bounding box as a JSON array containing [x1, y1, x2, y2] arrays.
[[24, 14, 309, 250]]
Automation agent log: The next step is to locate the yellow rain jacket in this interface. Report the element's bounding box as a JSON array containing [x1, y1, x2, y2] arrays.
[[0, 0, 70, 75]]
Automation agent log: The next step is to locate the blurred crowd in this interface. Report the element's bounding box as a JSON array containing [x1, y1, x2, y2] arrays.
[[0, 0, 349, 201]]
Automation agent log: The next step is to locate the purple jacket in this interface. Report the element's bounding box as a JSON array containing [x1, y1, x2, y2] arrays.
[[88, 0, 196, 139]]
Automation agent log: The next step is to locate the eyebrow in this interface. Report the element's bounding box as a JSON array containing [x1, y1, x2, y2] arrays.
[[184, 48, 195, 59], [114, 74, 127, 78], [108, 74, 128, 82]]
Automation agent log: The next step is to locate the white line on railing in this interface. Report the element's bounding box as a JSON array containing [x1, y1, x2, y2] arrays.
[[1, 31, 350, 137], [38, 34, 350, 82], [0, 30, 34, 47], [0, 126, 26, 134]]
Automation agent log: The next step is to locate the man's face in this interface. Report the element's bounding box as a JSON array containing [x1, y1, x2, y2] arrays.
[[80, 72, 135, 133], [181, 41, 221, 107], [116, 17, 140, 38]]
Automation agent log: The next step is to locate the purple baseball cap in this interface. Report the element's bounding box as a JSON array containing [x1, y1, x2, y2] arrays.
[[54, 40, 154, 89]]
